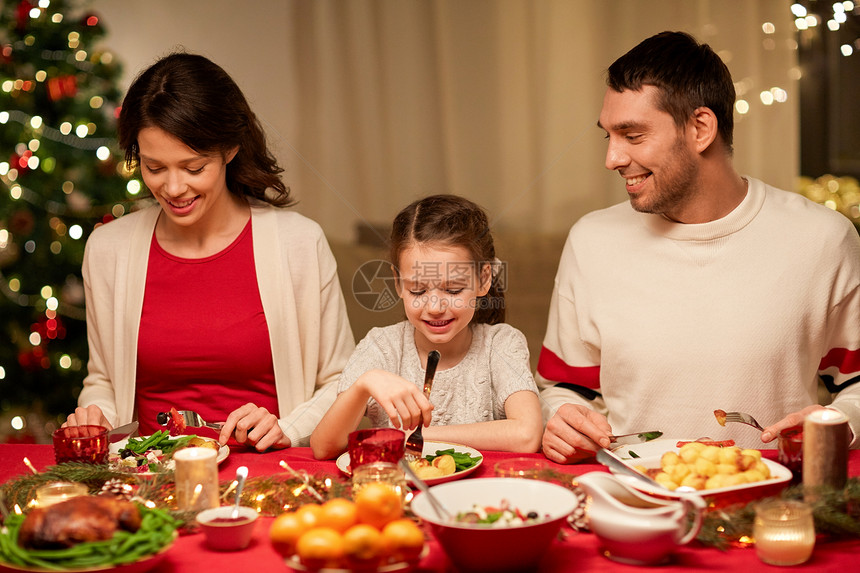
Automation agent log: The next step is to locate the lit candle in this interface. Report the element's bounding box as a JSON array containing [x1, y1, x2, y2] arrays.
[[35, 482, 88, 507], [173, 447, 219, 512], [753, 500, 815, 566], [351, 461, 407, 501]]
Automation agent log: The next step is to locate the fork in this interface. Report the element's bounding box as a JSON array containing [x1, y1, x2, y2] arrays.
[[157, 410, 225, 431], [717, 410, 765, 432], [404, 350, 440, 461]]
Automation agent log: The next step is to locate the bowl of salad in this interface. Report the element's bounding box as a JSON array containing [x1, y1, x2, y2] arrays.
[[410, 477, 579, 572]]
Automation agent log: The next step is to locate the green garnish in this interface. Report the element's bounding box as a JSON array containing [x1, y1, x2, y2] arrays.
[[628, 450, 640, 458], [122, 431, 195, 456], [638, 431, 663, 442], [425, 448, 482, 472]]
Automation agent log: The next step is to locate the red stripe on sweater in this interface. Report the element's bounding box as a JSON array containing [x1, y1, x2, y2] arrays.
[[819, 347, 860, 373], [537, 346, 601, 389]]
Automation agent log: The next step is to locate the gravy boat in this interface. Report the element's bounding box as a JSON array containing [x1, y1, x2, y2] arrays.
[[577, 471, 706, 565]]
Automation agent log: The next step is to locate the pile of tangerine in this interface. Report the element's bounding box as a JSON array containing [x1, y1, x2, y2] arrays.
[[270, 482, 425, 570]]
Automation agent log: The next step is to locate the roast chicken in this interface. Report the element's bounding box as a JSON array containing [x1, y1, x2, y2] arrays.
[[18, 495, 141, 549]]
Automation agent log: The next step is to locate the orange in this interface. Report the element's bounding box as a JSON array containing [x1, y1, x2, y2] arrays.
[[269, 511, 309, 557], [318, 498, 359, 533], [355, 482, 402, 529], [295, 503, 324, 530], [381, 518, 425, 562], [296, 527, 345, 570], [342, 523, 384, 568]]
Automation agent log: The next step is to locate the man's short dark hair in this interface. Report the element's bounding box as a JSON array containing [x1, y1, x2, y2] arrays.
[[607, 31, 736, 153]]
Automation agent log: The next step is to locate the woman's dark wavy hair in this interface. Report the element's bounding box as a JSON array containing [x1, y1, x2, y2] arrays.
[[117, 51, 293, 206], [607, 31, 736, 154], [389, 194, 505, 325]]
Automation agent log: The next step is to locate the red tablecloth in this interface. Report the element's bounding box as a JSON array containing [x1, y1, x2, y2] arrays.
[[1, 445, 858, 572]]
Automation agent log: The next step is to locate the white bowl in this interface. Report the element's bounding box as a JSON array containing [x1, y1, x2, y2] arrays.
[[411, 477, 579, 572], [196, 506, 258, 551]]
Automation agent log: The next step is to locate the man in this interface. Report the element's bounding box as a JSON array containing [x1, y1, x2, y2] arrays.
[[538, 31, 860, 463]]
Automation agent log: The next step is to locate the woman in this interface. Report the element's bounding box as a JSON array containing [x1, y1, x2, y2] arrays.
[[64, 53, 355, 451]]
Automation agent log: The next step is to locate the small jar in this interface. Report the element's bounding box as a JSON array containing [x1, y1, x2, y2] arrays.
[[351, 461, 407, 501], [36, 482, 88, 507], [753, 499, 815, 566]]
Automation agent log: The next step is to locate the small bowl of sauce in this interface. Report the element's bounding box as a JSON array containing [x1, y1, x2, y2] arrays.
[[196, 506, 259, 551]]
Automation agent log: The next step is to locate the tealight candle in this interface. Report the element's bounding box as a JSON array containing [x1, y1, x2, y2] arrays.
[[35, 481, 88, 507], [173, 447, 219, 512], [753, 499, 815, 566], [352, 461, 407, 501]]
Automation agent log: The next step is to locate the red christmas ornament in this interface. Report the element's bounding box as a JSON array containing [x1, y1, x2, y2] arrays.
[[16, 1, 32, 30], [10, 150, 32, 173], [17, 346, 44, 371], [9, 209, 35, 236], [47, 75, 78, 101]]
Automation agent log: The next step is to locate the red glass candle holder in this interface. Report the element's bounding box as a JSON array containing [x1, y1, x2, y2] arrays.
[[778, 424, 803, 483], [52, 425, 109, 464], [347, 428, 405, 470]]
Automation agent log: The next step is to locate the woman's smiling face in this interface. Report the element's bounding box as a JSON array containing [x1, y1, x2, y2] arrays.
[[396, 242, 491, 355], [137, 126, 237, 229]]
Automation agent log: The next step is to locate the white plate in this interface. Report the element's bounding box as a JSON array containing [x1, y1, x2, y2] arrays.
[[336, 441, 483, 486], [109, 436, 228, 474], [609, 439, 792, 504]]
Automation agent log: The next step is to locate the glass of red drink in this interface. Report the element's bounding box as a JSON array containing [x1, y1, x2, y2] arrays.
[[347, 428, 405, 470], [777, 424, 803, 483], [52, 425, 109, 464]]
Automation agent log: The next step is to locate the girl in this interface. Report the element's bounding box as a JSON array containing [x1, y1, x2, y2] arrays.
[[63, 53, 355, 451], [311, 195, 542, 459]]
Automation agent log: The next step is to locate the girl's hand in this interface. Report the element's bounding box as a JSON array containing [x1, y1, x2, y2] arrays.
[[219, 403, 291, 452], [359, 370, 433, 431], [63, 405, 112, 429]]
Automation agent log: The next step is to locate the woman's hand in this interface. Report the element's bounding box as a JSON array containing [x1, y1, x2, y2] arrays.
[[219, 403, 291, 452], [63, 405, 112, 429], [358, 370, 433, 431]]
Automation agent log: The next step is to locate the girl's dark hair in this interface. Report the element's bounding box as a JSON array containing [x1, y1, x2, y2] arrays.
[[389, 194, 505, 325], [607, 31, 736, 154], [117, 52, 294, 207]]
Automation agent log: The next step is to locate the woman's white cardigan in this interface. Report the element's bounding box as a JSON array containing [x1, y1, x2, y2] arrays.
[[78, 202, 356, 446]]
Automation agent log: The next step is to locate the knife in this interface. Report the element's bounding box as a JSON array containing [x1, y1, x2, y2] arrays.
[[608, 431, 663, 444], [596, 448, 667, 491], [107, 421, 139, 443]]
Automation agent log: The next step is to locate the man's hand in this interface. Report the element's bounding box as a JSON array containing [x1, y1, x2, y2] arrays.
[[63, 405, 112, 429], [541, 404, 612, 464], [760, 405, 829, 443]]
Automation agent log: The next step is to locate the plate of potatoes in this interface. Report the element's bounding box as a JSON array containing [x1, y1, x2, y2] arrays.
[[609, 439, 791, 505]]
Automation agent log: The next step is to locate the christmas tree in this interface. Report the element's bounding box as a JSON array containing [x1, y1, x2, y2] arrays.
[[0, 0, 132, 439]]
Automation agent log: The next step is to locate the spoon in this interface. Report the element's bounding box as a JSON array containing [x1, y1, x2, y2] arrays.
[[231, 466, 248, 519], [398, 458, 451, 521]]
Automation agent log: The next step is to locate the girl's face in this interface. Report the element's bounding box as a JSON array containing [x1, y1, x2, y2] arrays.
[[137, 126, 238, 230], [396, 243, 491, 357]]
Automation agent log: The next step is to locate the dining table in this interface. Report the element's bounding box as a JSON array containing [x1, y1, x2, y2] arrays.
[[0, 444, 858, 573]]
